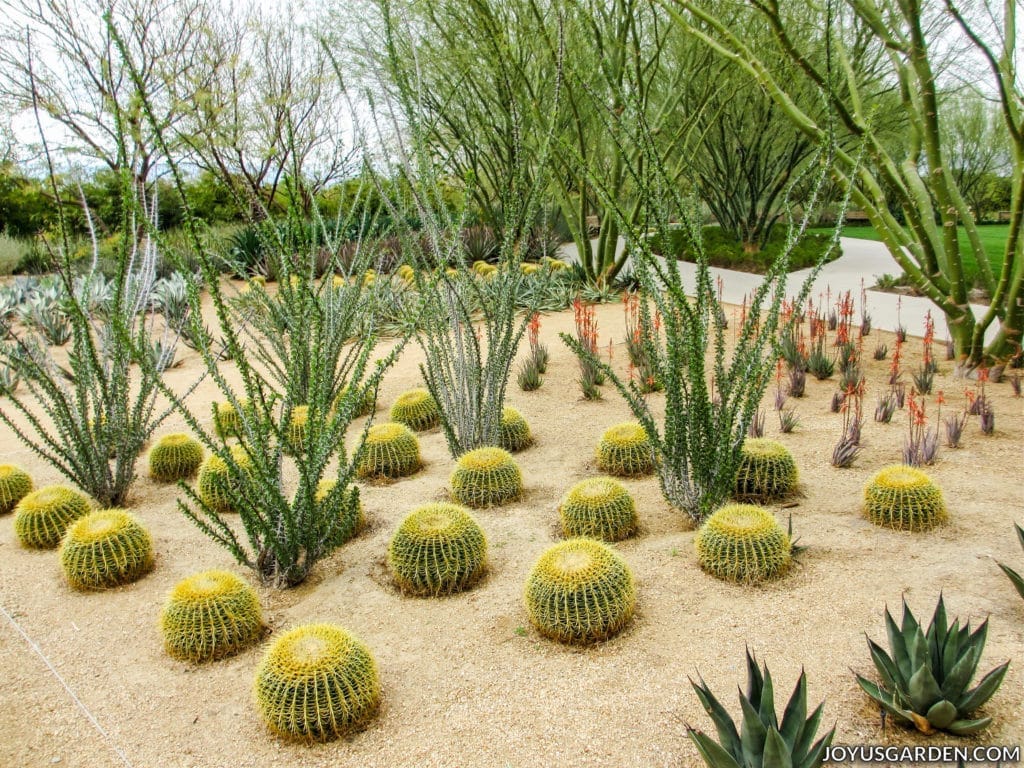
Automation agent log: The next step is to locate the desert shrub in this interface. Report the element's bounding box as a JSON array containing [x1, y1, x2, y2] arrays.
[[254, 623, 381, 741], [161, 570, 263, 662], [524, 538, 636, 644], [60, 509, 154, 590]]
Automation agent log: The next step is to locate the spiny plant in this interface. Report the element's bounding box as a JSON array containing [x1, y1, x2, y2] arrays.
[[389, 388, 440, 431], [0, 464, 33, 514], [863, 465, 946, 532], [356, 422, 422, 480], [148, 433, 204, 482], [0, 184, 187, 506], [312, 479, 364, 546], [733, 438, 798, 502], [450, 447, 523, 508], [997, 523, 1024, 600], [254, 623, 381, 741], [856, 595, 1009, 735], [688, 650, 835, 768], [161, 569, 264, 662], [558, 477, 638, 542], [559, 89, 849, 523], [524, 538, 636, 644], [60, 509, 154, 590], [498, 407, 533, 453], [388, 503, 487, 596], [595, 422, 655, 477], [695, 504, 792, 584], [197, 445, 256, 514], [13, 485, 92, 549]]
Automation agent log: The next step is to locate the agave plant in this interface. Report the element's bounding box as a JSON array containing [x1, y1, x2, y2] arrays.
[[856, 596, 1009, 735], [997, 523, 1024, 600], [688, 650, 835, 768]]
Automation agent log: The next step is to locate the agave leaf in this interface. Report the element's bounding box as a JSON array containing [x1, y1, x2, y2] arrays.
[[1015, 522, 1024, 550], [778, 671, 807, 747], [905, 624, 930, 675], [946, 716, 994, 736], [928, 596, 948, 674], [940, 622, 965, 686], [739, 691, 769, 762], [688, 729, 745, 768], [884, 606, 912, 680], [998, 562, 1024, 599], [866, 638, 901, 691], [802, 730, 836, 768], [941, 641, 982, 700], [907, 664, 944, 712], [925, 699, 958, 730], [762, 727, 794, 768], [759, 665, 779, 732], [900, 598, 921, 645], [691, 678, 743, 760], [792, 702, 828, 767], [746, 650, 765, 706], [856, 676, 914, 724], [956, 661, 1010, 714]]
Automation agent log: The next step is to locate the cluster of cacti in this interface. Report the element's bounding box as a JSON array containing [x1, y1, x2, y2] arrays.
[[60, 509, 153, 590], [284, 405, 310, 454], [197, 445, 255, 513], [313, 479, 364, 544], [0, 464, 33, 514], [388, 503, 487, 596], [389, 388, 440, 431], [356, 422, 422, 479], [148, 434, 204, 482], [524, 538, 636, 644], [254, 623, 381, 741], [595, 422, 654, 476], [689, 651, 835, 768], [863, 465, 946, 532], [498, 407, 533, 453], [161, 570, 264, 662], [13, 486, 92, 549], [558, 477, 637, 541], [694, 504, 791, 584], [733, 438, 799, 500], [450, 447, 523, 508], [857, 596, 1008, 735]]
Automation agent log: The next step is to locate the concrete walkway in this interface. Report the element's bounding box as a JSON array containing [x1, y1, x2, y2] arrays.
[[560, 236, 996, 342]]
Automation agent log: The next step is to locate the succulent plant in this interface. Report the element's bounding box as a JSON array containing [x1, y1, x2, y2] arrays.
[[254, 623, 381, 741], [997, 523, 1024, 599], [13, 485, 92, 549], [60, 509, 154, 590], [863, 465, 946, 532], [284, 405, 311, 454], [161, 569, 264, 662], [356, 422, 422, 479], [524, 538, 636, 644], [688, 650, 835, 768], [733, 438, 798, 501], [336, 383, 376, 418], [558, 477, 638, 542], [197, 445, 255, 513], [389, 388, 440, 431], [498, 407, 533, 453], [213, 398, 252, 439], [856, 596, 1009, 735], [595, 422, 654, 477], [388, 503, 487, 596], [450, 447, 523, 508], [695, 504, 792, 584], [312, 479, 364, 545], [0, 464, 33, 514], [148, 433, 204, 482]]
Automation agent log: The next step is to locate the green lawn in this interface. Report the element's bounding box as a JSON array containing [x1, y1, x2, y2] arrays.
[[811, 223, 1010, 284]]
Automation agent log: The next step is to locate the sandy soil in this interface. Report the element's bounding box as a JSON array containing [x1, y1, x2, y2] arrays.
[[1, 294, 1022, 768]]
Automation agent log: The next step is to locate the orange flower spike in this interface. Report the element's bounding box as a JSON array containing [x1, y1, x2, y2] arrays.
[[935, 390, 946, 406], [978, 367, 990, 383]]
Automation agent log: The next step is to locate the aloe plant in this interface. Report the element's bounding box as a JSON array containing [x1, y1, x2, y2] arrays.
[[688, 650, 834, 768], [856, 596, 1009, 735], [997, 523, 1024, 600]]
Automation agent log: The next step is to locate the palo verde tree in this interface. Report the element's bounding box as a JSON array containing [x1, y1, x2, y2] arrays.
[[666, 0, 1023, 365]]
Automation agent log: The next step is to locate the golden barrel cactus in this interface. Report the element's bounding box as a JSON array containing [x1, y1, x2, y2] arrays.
[[695, 504, 791, 584], [558, 477, 638, 542], [0, 464, 33, 514], [389, 388, 440, 432], [148, 433, 204, 482], [498, 407, 533, 453], [596, 422, 654, 476], [13, 485, 91, 549], [356, 422, 421, 479], [863, 465, 946, 532], [733, 438, 798, 501], [388, 503, 487, 596], [161, 570, 263, 662], [60, 509, 154, 590], [450, 447, 523, 508]]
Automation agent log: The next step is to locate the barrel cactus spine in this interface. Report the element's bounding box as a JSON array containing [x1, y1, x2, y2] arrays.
[[0, 464, 33, 514], [388, 503, 487, 596], [695, 504, 792, 584], [450, 447, 523, 508], [148, 433, 204, 482], [161, 569, 263, 662], [60, 509, 154, 590], [254, 623, 381, 741], [596, 422, 654, 476], [524, 538, 636, 644], [13, 486, 92, 549]]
